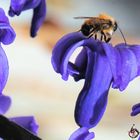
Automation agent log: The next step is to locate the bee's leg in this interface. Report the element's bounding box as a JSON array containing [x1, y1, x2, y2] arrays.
[[101, 31, 106, 42], [101, 31, 111, 43], [100, 34, 103, 41], [94, 34, 97, 40], [100, 32, 104, 41], [105, 37, 111, 43]]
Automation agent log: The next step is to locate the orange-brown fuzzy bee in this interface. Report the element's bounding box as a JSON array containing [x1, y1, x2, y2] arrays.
[[75, 13, 126, 43]]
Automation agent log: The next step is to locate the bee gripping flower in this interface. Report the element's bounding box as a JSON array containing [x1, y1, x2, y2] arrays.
[[9, 0, 46, 37], [51, 32, 140, 137]]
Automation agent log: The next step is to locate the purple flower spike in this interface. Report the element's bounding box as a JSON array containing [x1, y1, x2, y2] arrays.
[[9, 0, 46, 37], [10, 116, 39, 134], [131, 103, 140, 116], [69, 127, 95, 140], [52, 31, 140, 133], [0, 8, 15, 45]]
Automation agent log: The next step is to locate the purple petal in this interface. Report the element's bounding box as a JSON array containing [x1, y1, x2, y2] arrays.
[[52, 32, 103, 81], [60, 39, 102, 80], [9, 116, 39, 134], [103, 43, 139, 91], [75, 49, 112, 128], [52, 32, 112, 128], [71, 39, 105, 81], [0, 8, 15, 45], [30, 0, 46, 37], [0, 94, 11, 114], [0, 45, 9, 92], [9, 0, 40, 16], [9, 0, 46, 37], [51, 32, 86, 74], [129, 45, 140, 75], [115, 44, 138, 91], [69, 127, 95, 140], [131, 103, 140, 116], [102, 42, 121, 88], [60, 40, 85, 80], [70, 48, 87, 81], [132, 103, 140, 111]]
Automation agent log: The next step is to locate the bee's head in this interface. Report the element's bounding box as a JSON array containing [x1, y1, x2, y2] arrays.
[[81, 24, 93, 36]]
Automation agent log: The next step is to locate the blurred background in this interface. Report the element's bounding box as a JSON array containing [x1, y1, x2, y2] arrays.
[[1, 0, 140, 139]]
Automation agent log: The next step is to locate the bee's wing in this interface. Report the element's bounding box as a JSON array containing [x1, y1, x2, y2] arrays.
[[74, 16, 95, 19]]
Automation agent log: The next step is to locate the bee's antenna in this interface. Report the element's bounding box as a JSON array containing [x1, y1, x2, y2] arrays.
[[74, 16, 93, 19], [118, 25, 127, 45]]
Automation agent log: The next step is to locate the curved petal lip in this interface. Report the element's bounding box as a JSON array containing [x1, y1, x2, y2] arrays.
[[0, 23, 16, 45]]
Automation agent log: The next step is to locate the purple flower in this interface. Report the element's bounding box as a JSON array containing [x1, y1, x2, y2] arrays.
[[51, 32, 140, 137], [0, 43, 39, 136], [69, 127, 95, 140], [0, 8, 15, 45], [131, 103, 140, 116], [0, 95, 11, 114], [0, 45, 11, 114], [0, 115, 39, 140], [10, 116, 39, 134], [9, 0, 46, 37]]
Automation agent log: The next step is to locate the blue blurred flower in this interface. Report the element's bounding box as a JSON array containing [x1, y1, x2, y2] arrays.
[[0, 7, 39, 138], [51, 32, 140, 139], [9, 0, 46, 37], [0, 45, 39, 137], [0, 45, 11, 114], [0, 7, 16, 112], [0, 115, 39, 140], [131, 103, 140, 116], [0, 8, 15, 45], [10, 116, 39, 134], [0, 46, 39, 138]]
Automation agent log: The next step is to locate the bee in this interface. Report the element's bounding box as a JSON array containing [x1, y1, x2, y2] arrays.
[[74, 13, 126, 43]]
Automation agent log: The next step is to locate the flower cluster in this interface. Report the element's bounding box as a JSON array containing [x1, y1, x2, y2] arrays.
[[0, 0, 140, 140], [0, 2, 44, 139], [9, 0, 46, 37], [52, 32, 140, 139]]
